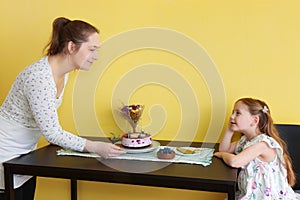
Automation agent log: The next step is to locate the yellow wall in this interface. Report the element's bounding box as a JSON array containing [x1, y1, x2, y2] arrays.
[[1, 0, 300, 199]]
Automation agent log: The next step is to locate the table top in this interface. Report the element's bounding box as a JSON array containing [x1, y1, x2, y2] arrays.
[[4, 138, 238, 193]]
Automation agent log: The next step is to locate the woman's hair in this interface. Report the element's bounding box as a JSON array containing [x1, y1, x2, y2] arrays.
[[44, 17, 99, 56], [236, 97, 296, 186]]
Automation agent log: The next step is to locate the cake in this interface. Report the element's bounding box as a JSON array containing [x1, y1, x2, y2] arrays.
[[157, 147, 176, 159], [121, 132, 152, 148]]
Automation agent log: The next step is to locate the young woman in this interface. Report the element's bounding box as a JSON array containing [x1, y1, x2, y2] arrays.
[[0, 17, 125, 199], [214, 97, 300, 199]]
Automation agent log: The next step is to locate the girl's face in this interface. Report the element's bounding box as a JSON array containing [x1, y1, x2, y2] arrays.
[[71, 32, 100, 71], [229, 101, 256, 133]]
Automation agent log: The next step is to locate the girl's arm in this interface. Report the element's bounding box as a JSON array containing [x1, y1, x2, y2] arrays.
[[215, 141, 275, 168], [219, 126, 237, 153]]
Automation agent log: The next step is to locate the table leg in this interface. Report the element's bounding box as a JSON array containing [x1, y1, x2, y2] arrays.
[[227, 184, 236, 200], [4, 166, 14, 200], [71, 179, 77, 200]]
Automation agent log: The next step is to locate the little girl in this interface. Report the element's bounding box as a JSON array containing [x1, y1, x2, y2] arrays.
[[214, 97, 300, 199]]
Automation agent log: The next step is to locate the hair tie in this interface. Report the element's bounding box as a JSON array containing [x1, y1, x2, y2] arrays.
[[262, 106, 269, 113], [64, 20, 71, 26]]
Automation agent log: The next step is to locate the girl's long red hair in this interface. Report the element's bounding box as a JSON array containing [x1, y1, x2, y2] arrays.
[[237, 97, 296, 186]]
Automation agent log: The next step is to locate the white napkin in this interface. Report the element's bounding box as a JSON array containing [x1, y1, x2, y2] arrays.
[[57, 146, 215, 167]]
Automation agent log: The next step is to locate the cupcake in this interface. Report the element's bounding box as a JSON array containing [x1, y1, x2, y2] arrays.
[[157, 147, 176, 159]]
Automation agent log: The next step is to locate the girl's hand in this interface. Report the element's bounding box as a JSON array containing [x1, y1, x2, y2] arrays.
[[218, 122, 236, 153], [85, 140, 126, 158], [213, 152, 223, 158], [226, 120, 235, 133]]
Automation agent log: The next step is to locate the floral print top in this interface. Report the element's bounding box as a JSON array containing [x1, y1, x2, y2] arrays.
[[235, 134, 300, 200], [0, 56, 86, 152]]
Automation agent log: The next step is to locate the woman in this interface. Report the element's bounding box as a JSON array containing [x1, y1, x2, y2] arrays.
[[0, 17, 125, 199]]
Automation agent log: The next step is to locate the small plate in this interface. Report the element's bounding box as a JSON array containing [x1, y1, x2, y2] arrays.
[[118, 141, 160, 154], [175, 147, 203, 156]]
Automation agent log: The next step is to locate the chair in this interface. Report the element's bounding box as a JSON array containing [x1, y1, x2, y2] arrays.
[[275, 124, 300, 190], [0, 189, 4, 199]]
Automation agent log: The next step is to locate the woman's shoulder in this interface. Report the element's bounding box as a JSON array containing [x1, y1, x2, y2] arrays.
[[15, 56, 55, 90], [18, 57, 52, 81], [23, 57, 50, 74]]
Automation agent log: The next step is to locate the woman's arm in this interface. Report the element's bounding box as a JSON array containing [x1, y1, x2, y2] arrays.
[[24, 73, 86, 151], [24, 72, 126, 157]]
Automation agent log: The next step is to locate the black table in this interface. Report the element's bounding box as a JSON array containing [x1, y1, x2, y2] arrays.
[[4, 139, 237, 200]]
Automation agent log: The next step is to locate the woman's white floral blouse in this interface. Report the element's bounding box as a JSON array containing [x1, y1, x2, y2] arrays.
[[0, 56, 86, 152]]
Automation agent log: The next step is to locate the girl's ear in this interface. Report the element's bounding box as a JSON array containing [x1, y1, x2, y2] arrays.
[[251, 115, 259, 126], [67, 41, 76, 54]]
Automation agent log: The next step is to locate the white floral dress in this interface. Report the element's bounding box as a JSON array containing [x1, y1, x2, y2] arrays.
[[235, 134, 300, 200]]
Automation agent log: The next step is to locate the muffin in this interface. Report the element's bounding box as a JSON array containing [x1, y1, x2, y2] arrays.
[[157, 147, 176, 159]]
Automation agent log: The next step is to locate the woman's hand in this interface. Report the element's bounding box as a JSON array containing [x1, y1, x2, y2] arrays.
[[85, 140, 126, 158]]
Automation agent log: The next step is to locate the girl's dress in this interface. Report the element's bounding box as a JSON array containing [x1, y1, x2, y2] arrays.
[[235, 134, 300, 200]]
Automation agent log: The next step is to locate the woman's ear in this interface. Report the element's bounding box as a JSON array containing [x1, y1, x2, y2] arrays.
[[67, 41, 76, 54]]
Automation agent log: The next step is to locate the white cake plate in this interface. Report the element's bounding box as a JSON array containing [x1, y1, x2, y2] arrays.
[[119, 141, 160, 154]]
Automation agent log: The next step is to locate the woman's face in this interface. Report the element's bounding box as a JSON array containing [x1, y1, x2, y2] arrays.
[[72, 32, 100, 71]]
